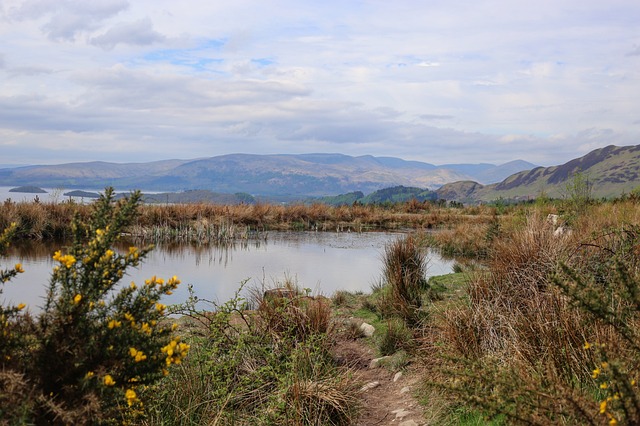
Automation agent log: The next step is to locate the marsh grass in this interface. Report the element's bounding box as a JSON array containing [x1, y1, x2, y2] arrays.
[[427, 203, 640, 425], [0, 196, 499, 244], [146, 279, 360, 425]]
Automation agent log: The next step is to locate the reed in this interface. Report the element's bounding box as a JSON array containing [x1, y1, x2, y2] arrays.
[[0, 197, 501, 243]]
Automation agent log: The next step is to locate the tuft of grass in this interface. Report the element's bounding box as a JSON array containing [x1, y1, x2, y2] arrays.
[[380, 235, 429, 326], [377, 318, 414, 356]]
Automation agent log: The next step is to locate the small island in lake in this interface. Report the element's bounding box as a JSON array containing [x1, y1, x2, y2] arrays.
[[9, 186, 47, 194], [63, 190, 100, 198]]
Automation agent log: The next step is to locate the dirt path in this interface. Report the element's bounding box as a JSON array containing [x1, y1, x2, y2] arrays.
[[333, 337, 426, 426]]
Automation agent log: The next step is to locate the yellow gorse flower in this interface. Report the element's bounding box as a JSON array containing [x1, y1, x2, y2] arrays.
[[73, 294, 82, 304], [161, 339, 190, 366], [125, 388, 137, 406], [108, 319, 122, 329], [103, 374, 115, 386], [53, 251, 76, 268], [128, 246, 139, 260], [129, 347, 147, 362], [140, 322, 152, 335], [14, 263, 24, 273], [17, 303, 26, 310]]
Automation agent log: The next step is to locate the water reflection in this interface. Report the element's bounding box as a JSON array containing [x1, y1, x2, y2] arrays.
[[1, 232, 454, 311]]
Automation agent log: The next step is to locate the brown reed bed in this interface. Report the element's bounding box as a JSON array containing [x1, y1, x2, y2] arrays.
[[0, 199, 498, 243]]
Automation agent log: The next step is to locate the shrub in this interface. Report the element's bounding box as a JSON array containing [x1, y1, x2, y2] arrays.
[[0, 188, 187, 425]]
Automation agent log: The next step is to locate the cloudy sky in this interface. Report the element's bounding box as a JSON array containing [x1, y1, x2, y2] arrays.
[[1, 0, 639, 167]]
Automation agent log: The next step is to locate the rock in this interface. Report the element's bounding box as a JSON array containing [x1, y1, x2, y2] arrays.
[[359, 322, 375, 337], [392, 408, 410, 420], [393, 371, 403, 382], [369, 356, 391, 369], [399, 420, 419, 426], [400, 386, 411, 394], [360, 381, 380, 392]]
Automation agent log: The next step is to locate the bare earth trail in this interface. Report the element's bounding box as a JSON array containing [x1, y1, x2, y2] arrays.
[[333, 337, 426, 426]]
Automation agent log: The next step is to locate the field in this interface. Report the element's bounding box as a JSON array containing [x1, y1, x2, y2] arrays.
[[2, 191, 640, 424]]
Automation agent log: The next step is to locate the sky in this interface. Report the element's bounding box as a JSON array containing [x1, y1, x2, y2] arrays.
[[1, 0, 639, 167]]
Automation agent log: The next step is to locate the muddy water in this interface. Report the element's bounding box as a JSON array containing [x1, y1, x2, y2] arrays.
[[1, 231, 453, 311]]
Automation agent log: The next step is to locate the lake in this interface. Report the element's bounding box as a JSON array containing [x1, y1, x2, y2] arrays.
[[1, 231, 453, 311], [0, 186, 146, 204]]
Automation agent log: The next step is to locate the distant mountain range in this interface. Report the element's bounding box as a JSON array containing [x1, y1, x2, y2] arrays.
[[437, 144, 640, 202], [0, 154, 537, 199]]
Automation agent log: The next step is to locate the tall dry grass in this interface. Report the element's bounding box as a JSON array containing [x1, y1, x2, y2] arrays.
[[430, 202, 640, 424], [0, 197, 501, 243], [378, 235, 429, 326]]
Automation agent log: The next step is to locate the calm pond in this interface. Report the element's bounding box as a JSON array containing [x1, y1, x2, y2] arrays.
[[2, 231, 454, 312]]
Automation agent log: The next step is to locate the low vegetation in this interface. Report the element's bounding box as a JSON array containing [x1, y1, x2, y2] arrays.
[[422, 199, 640, 425], [4, 186, 640, 424]]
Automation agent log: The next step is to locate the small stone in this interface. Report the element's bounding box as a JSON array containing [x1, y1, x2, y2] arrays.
[[369, 356, 391, 369], [399, 420, 419, 426], [359, 322, 375, 337], [393, 371, 403, 382], [400, 386, 411, 394], [392, 408, 410, 420], [360, 381, 380, 392]]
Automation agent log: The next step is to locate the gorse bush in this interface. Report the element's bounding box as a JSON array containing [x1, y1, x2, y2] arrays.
[[555, 225, 640, 425], [0, 188, 187, 425]]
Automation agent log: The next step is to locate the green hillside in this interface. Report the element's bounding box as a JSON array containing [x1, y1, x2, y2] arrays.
[[317, 186, 437, 206], [437, 144, 640, 202]]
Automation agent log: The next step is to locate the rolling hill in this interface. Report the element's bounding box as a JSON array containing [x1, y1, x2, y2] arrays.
[[436, 144, 640, 202], [0, 154, 535, 199]]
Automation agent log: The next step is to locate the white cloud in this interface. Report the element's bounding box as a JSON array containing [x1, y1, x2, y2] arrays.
[[8, 0, 130, 41], [90, 18, 166, 50], [0, 0, 638, 167]]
